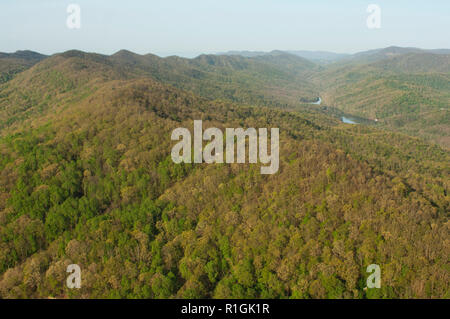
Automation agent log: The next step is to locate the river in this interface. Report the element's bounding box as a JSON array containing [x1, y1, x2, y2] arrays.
[[341, 116, 358, 124], [310, 97, 359, 124], [310, 97, 322, 105]]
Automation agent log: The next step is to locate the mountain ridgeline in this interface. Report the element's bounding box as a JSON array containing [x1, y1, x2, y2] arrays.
[[0, 50, 47, 84], [0, 47, 448, 299]]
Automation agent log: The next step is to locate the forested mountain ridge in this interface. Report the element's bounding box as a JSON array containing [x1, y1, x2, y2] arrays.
[[108, 47, 450, 148], [109, 49, 319, 107], [0, 49, 448, 299], [348, 46, 450, 63], [0, 51, 129, 131], [369, 52, 450, 73], [313, 52, 450, 148], [0, 50, 47, 84], [2, 47, 449, 148], [226, 46, 450, 64], [0, 49, 321, 134]]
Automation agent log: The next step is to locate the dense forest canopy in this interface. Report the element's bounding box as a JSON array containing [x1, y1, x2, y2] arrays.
[[0, 47, 448, 299]]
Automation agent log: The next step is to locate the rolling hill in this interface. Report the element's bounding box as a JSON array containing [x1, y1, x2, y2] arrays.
[[0, 50, 47, 84]]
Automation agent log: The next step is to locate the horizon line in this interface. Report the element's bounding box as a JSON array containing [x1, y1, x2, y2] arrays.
[[2, 45, 450, 60]]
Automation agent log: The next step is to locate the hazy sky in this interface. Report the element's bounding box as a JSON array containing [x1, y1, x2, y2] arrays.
[[1, 0, 449, 57]]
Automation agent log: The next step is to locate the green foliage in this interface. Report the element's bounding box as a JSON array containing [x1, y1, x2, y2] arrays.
[[0, 49, 448, 299]]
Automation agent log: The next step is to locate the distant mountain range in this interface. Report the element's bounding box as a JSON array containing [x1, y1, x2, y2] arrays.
[[3, 46, 449, 66], [222, 46, 450, 64], [221, 50, 348, 64]]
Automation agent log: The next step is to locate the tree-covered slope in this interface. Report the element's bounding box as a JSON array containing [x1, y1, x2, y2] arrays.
[[313, 53, 450, 148], [0, 53, 448, 299], [109, 50, 319, 107], [0, 50, 47, 84]]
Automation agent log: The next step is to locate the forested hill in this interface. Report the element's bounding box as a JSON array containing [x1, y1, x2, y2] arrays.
[[0, 50, 47, 84], [313, 52, 450, 148], [0, 49, 448, 298]]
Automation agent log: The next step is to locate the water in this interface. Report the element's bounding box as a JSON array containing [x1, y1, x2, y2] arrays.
[[341, 116, 358, 124], [310, 97, 321, 105], [308, 96, 359, 124]]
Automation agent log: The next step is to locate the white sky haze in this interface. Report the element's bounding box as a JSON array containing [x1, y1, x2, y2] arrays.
[[1, 0, 449, 57]]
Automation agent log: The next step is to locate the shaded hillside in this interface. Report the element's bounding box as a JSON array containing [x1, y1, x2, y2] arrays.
[[0, 51, 47, 84]]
